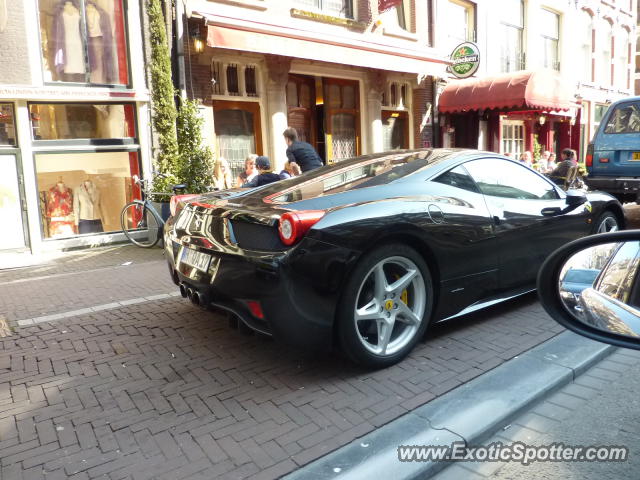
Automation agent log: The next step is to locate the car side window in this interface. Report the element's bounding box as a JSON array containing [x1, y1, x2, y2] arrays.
[[433, 165, 480, 193], [604, 102, 640, 134], [464, 158, 558, 200]]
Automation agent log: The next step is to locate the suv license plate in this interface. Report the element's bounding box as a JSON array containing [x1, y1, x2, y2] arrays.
[[180, 248, 211, 272], [632, 152, 640, 161]]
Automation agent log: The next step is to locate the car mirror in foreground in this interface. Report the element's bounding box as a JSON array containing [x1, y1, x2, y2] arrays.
[[537, 230, 640, 350]]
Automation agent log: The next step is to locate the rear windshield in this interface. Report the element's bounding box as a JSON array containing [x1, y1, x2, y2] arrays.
[[563, 269, 599, 284], [604, 102, 640, 134], [268, 151, 437, 204]]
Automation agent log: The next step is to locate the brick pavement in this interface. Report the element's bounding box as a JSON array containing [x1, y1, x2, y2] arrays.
[[0, 248, 565, 479]]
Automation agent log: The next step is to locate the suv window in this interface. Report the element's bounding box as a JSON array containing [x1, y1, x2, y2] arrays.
[[464, 158, 558, 200], [433, 165, 480, 193], [604, 102, 640, 134]]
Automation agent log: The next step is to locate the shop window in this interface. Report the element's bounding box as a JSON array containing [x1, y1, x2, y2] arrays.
[[446, 0, 475, 50], [382, 111, 408, 151], [29, 103, 135, 141], [35, 151, 140, 239], [213, 101, 263, 179], [38, 0, 129, 85], [500, 0, 524, 72], [294, 0, 352, 18], [540, 9, 559, 71], [501, 120, 524, 157], [212, 61, 260, 98], [0, 104, 17, 147]]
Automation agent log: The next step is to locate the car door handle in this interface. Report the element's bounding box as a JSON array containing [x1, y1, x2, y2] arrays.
[[541, 207, 562, 216]]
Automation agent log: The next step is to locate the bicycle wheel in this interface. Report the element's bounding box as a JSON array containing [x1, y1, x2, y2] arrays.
[[120, 202, 161, 248]]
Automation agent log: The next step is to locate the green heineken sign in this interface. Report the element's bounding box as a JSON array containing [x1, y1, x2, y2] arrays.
[[449, 42, 480, 79]]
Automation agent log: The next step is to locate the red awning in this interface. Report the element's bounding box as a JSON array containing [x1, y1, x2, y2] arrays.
[[438, 70, 572, 113], [203, 19, 448, 76]]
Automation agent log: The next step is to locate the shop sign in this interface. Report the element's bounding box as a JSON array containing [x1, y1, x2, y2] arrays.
[[449, 42, 480, 79]]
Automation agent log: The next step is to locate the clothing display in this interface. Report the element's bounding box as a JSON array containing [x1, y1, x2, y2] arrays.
[[52, 0, 115, 82], [46, 182, 75, 237], [73, 180, 105, 234], [55, 1, 85, 75]]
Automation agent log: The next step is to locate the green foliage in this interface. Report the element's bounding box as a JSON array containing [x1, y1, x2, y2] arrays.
[[147, 0, 178, 193], [532, 134, 542, 162], [176, 99, 214, 194]]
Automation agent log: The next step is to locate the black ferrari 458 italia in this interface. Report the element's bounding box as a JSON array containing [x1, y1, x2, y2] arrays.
[[164, 149, 624, 368]]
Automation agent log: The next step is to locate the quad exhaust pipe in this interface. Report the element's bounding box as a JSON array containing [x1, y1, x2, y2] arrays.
[[179, 283, 207, 309]]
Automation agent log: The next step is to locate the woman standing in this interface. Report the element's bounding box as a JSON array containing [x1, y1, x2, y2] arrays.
[[235, 154, 258, 187], [213, 157, 233, 190]]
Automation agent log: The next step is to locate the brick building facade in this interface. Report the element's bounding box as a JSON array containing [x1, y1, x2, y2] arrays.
[[179, 0, 446, 178]]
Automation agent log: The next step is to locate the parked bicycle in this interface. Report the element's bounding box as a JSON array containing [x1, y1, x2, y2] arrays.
[[120, 174, 186, 248]]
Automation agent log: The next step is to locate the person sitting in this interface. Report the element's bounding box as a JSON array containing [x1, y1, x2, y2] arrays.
[[546, 152, 557, 172], [547, 148, 575, 185], [242, 156, 281, 188], [519, 151, 533, 167], [213, 157, 233, 190], [279, 161, 302, 180], [283, 127, 323, 173], [235, 154, 258, 187]]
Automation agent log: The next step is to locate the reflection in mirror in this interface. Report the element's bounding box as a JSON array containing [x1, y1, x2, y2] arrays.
[[558, 242, 640, 338]]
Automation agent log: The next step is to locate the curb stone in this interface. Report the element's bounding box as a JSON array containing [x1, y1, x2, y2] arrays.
[[284, 332, 614, 480]]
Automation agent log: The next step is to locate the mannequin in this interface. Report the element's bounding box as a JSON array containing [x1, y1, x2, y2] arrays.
[[73, 178, 105, 234], [54, 0, 85, 80], [46, 178, 75, 237], [86, 1, 115, 83]]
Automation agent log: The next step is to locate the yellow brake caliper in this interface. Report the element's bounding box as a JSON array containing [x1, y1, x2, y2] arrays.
[[394, 274, 409, 305]]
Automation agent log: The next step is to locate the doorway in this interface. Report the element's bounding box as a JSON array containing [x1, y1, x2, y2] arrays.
[[0, 154, 28, 250], [286, 74, 360, 164]]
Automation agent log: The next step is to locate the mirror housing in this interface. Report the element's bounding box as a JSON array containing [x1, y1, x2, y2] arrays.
[[565, 189, 587, 208], [538, 230, 640, 350]]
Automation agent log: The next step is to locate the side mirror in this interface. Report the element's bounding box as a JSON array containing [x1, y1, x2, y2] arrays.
[[538, 231, 640, 350], [565, 189, 587, 208]]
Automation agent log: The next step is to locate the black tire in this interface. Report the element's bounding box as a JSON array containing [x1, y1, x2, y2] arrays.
[[120, 202, 160, 248], [592, 211, 620, 235], [337, 243, 434, 368]]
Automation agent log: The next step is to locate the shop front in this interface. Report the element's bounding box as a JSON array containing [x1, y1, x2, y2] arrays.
[[0, 0, 149, 257], [184, 8, 447, 178], [438, 69, 578, 158]]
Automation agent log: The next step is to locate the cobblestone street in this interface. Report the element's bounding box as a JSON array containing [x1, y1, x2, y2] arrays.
[[0, 244, 565, 479]]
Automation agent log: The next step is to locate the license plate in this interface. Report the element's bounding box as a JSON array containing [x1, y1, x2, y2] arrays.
[[632, 152, 640, 161], [180, 247, 211, 272]]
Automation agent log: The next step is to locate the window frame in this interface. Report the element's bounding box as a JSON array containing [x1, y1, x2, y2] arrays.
[[36, 0, 132, 88], [446, 0, 476, 49], [463, 157, 560, 201], [0, 103, 18, 148], [499, 0, 525, 72], [28, 102, 138, 147], [539, 8, 560, 71], [293, 0, 353, 19]]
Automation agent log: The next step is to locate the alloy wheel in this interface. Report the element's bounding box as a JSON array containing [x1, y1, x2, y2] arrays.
[[597, 215, 619, 234], [353, 256, 426, 356]]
